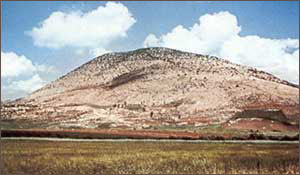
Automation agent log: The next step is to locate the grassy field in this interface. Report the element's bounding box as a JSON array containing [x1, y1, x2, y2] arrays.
[[1, 140, 299, 174]]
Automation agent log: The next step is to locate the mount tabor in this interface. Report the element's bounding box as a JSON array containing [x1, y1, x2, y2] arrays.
[[2, 48, 299, 133]]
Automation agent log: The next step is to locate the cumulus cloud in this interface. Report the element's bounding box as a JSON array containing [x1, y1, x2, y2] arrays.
[[26, 2, 136, 50], [143, 11, 299, 84], [220, 36, 299, 83], [144, 34, 161, 48], [1, 51, 56, 77], [2, 74, 47, 101], [1, 52, 36, 77], [1, 51, 57, 100], [5, 74, 46, 93]]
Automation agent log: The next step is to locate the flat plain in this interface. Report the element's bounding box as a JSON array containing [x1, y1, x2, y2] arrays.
[[1, 139, 298, 174]]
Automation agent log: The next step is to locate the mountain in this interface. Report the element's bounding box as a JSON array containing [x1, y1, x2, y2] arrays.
[[2, 47, 299, 133]]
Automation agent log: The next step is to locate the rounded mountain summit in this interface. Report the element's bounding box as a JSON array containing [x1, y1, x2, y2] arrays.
[[2, 47, 299, 133]]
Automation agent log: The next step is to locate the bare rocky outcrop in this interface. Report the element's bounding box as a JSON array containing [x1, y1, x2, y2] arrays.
[[2, 47, 299, 132]]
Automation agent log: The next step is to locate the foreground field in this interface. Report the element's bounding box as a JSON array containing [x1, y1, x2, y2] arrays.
[[1, 140, 299, 174]]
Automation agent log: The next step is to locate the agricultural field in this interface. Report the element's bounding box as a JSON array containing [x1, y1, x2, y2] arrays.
[[1, 139, 299, 174]]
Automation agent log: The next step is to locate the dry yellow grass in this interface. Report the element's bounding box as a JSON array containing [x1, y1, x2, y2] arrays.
[[1, 140, 299, 174]]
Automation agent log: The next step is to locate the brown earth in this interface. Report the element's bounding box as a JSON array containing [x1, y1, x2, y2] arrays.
[[222, 119, 298, 132]]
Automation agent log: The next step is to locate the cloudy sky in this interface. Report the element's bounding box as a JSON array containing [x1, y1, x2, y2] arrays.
[[1, 1, 299, 100]]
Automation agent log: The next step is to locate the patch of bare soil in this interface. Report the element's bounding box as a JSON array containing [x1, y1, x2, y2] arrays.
[[224, 118, 298, 132]]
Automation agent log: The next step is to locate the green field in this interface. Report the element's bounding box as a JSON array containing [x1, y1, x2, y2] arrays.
[[1, 140, 299, 174]]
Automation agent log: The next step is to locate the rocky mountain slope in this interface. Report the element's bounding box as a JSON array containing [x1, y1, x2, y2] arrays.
[[2, 47, 299, 133]]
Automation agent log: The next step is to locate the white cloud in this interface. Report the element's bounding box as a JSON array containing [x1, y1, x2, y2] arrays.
[[1, 52, 36, 77], [27, 2, 136, 49], [144, 34, 161, 48], [1, 51, 56, 78], [6, 74, 46, 93], [220, 36, 299, 83], [143, 11, 299, 84], [2, 74, 47, 101], [1, 51, 58, 100]]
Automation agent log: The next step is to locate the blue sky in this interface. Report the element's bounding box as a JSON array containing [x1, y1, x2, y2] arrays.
[[1, 1, 299, 100]]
